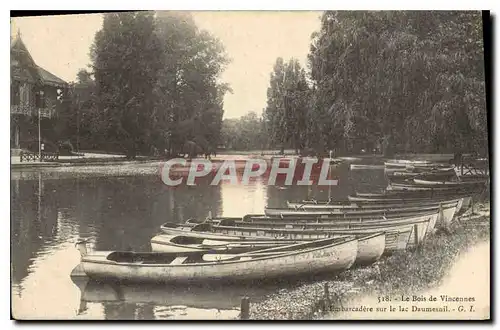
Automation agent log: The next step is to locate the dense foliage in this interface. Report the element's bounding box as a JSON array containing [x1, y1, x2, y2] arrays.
[[221, 112, 268, 151], [264, 58, 310, 153], [266, 11, 487, 156], [60, 11, 230, 158]]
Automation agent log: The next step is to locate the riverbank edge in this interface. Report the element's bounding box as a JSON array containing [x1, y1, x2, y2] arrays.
[[9, 151, 459, 170], [10, 158, 160, 170], [246, 203, 490, 320]]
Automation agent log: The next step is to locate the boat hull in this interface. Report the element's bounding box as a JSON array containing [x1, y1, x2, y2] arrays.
[[265, 201, 458, 220], [286, 198, 459, 210], [356, 233, 386, 265], [79, 239, 358, 283], [160, 222, 424, 254], [150, 235, 306, 254]]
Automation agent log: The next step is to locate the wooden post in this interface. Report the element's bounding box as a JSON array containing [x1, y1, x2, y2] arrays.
[[471, 196, 475, 215], [324, 282, 331, 310], [240, 296, 250, 320], [438, 203, 444, 227], [413, 224, 419, 250], [318, 298, 326, 313]]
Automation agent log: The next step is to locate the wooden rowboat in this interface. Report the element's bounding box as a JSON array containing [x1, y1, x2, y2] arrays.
[[286, 198, 459, 210], [182, 214, 437, 233], [160, 220, 428, 253], [385, 159, 432, 167], [251, 203, 456, 228], [150, 234, 308, 254], [151, 233, 386, 266], [268, 202, 456, 215], [413, 178, 487, 186], [353, 190, 472, 202], [264, 201, 459, 223], [238, 213, 439, 234], [387, 171, 456, 183], [75, 237, 358, 283], [385, 160, 450, 168], [349, 164, 385, 170], [353, 190, 467, 199], [387, 182, 484, 193], [346, 195, 470, 214]]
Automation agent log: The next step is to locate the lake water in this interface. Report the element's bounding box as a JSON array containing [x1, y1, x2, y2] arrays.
[[11, 159, 388, 320]]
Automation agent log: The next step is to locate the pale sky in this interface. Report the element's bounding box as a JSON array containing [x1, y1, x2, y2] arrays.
[[11, 12, 322, 119]]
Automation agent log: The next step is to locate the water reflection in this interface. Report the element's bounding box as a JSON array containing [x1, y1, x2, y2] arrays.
[[11, 165, 387, 319], [73, 278, 272, 320]]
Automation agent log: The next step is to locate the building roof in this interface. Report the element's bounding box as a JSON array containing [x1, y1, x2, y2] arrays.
[[37, 66, 67, 87], [11, 32, 67, 87]]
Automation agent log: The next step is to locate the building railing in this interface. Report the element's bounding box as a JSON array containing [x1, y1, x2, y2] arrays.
[[19, 150, 59, 162], [10, 104, 54, 118]]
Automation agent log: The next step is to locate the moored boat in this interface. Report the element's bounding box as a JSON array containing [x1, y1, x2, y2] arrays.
[[286, 198, 460, 211], [350, 164, 385, 170], [160, 220, 428, 253], [348, 195, 469, 216], [413, 178, 487, 186], [386, 169, 457, 182], [387, 182, 483, 193], [150, 234, 308, 253], [235, 212, 440, 235], [385, 159, 433, 167], [75, 237, 358, 284], [265, 201, 459, 225], [184, 213, 436, 230], [150, 233, 385, 266]]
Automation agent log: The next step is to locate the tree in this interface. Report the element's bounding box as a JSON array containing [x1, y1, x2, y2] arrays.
[[265, 57, 310, 153], [54, 68, 98, 151], [221, 111, 267, 151], [154, 11, 231, 157], [307, 11, 486, 155], [91, 12, 163, 158]]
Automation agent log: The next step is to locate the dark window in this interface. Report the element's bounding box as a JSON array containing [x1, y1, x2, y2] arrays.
[[11, 81, 20, 105], [35, 89, 46, 108]]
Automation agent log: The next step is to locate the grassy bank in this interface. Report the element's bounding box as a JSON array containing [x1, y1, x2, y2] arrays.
[[247, 202, 490, 320]]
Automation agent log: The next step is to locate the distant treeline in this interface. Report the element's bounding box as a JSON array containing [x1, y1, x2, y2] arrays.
[[56, 11, 230, 158], [262, 11, 488, 157]]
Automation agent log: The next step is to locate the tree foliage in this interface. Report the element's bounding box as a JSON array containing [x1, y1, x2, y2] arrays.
[[307, 11, 487, 156], [264, 58, 311, 153], [221, 111, 267, 151], [84, 11, 230, 158]]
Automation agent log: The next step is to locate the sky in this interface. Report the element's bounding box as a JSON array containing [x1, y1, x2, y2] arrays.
[[11, 12, 322, 119]]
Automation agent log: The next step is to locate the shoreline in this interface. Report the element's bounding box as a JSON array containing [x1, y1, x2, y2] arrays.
[[10, 151, 463, 171], [246, 202, 490, 320]]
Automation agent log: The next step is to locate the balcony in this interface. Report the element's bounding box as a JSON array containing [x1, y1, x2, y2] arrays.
[[11, 104, 54, 118]]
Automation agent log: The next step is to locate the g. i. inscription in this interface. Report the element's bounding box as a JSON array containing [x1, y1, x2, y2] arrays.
[[377, 294, 476, 313]]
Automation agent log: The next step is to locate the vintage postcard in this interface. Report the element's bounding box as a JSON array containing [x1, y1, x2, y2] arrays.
[[10, 10, 490, 320]]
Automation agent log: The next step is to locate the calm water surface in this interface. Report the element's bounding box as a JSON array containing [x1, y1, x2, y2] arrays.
[[11, 160, 387, 320]]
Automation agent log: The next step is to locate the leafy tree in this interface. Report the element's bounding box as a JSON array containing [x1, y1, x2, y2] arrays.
[[307, 11, 487, 155], [221, 112, 267, 151], [265, 58, 310, 153], [54, 68, 98, 151], [91, 12, 163, 158], [154, 11, 230, 157]]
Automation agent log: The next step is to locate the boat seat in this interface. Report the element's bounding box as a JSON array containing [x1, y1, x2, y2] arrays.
[[170, 256, 188, 265]]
